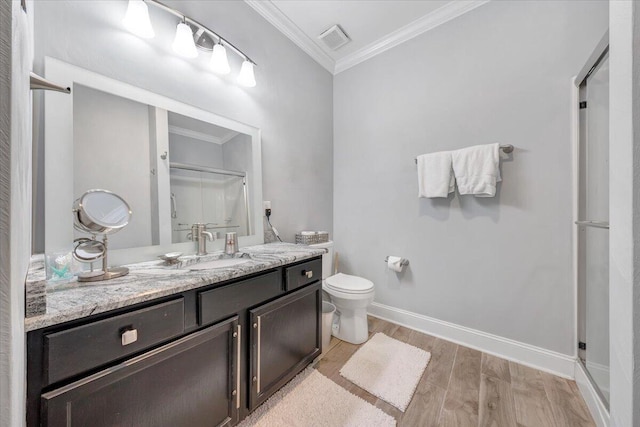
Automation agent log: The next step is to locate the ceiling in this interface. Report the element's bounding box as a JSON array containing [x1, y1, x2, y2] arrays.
[[245, 0, 489, 74]]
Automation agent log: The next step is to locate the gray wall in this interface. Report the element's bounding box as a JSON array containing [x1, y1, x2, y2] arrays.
[[73, 85, 153, 250], [33, 0, 334, 249], [333, 0, 608, 355], [169, 134, 225, 168], [609, 2, 640, 425]]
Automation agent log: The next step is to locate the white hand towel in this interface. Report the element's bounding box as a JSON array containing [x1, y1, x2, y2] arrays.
[[451, 143, 501, 197], [417, 151, 455, 198]]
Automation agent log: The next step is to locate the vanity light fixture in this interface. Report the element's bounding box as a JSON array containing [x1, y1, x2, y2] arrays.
[[172, 19, 199, 58], [122, 0, 155, 39], [122, 0, 257, 87], [210, 43, 231, 75], [237, 60, 256, 88]]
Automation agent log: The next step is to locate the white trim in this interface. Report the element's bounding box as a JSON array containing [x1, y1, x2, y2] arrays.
[[244, 0, 335, 73], [168, 125, 238, 145], [218, 131, 240, 145], [585, 360, 610, 397], [368, 302, 576, 379], [335, 0, 489, 73], [245, 0, 490, 75], [575, 360, 610, 427]]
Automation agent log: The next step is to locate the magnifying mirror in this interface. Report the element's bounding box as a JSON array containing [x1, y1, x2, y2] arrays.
[[73, 189, 132, 234], [72, 189, 132, 282], [73, 238, 105, 262]]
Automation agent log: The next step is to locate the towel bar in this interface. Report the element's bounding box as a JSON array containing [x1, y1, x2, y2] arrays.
[[414, 144, 514, 163]]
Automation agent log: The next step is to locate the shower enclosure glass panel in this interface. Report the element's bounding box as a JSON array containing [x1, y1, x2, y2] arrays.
[[170, 169, 249, 243], [577, 52, 609, 406]]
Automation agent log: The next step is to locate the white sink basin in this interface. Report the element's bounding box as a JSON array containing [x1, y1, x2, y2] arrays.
[[189, 258, 250, 270]]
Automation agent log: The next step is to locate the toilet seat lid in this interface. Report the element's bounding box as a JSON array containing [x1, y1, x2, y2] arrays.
[[325, 273, 374, 294]]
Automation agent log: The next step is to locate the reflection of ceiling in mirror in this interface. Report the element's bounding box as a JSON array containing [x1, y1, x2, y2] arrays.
[[168, 112, 240, 145]]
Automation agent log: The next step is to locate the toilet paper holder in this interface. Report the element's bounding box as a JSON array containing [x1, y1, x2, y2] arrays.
[[384, 256, 409, 266]]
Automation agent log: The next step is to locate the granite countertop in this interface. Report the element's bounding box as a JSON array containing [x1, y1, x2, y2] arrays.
[[25, 243, 325, 332]]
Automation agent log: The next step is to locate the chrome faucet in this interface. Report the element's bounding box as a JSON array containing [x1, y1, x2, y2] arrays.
[[187, 223, 215, 256]]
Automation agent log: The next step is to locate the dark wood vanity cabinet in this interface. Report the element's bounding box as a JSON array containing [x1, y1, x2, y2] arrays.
[[41, 317, 239, 427], [27, 256, 322, 427], [249, 283, 321, 410]]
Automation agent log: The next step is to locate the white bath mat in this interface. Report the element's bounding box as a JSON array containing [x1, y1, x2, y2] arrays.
[[239, 368, 395, 427], [340, 333, 431, 411]]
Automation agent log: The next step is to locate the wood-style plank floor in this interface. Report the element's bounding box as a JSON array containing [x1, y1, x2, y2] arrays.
[[315, 317, 595, 427]]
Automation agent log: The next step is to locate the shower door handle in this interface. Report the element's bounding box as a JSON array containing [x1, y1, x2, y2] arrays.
[[575, 220, 610, 229]]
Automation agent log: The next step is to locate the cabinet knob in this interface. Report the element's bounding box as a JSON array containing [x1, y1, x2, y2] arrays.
[[233, 332, 238, 338], [252, 376, 257, 382], [253, 323, 258, 329], [302, 270, 313, 279], [121, 328, 138, 346], [231, 390, 237, 396]]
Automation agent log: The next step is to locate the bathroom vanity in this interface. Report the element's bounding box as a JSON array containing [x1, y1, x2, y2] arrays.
[[25, 244, 324, 427]]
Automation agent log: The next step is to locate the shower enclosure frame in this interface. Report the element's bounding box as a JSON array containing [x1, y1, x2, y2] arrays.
[[573, 30, 610, 422]]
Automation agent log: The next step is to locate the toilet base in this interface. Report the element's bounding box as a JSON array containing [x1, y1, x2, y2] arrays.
[[332, 306, 370, 345]]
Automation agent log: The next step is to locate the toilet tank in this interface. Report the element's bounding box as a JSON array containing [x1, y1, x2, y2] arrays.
[[309, 241, 334, 280]]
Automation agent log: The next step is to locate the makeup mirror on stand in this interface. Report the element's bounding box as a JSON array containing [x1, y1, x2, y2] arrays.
[[72, 189, 132, 282]]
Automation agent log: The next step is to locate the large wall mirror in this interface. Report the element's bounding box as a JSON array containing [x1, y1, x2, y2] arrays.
[[42, 57, 263, 264]]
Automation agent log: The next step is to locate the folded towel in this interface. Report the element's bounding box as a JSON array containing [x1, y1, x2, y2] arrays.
[[451, 143, 501, 197], [417, 151, 455, 198]]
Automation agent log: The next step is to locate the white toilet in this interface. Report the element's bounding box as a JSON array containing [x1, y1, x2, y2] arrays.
[[310, 241, 375, 345]]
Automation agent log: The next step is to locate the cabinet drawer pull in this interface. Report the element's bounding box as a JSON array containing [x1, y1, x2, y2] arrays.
[[121, 328, 138, 346], [301, 270, 313, 279], [256, 316, 262, 393], [236, 325, 241, 409]]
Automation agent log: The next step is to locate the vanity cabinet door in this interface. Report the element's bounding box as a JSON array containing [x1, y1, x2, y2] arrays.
[[248, 283, 321, 410], [42, 316, 240, 427]]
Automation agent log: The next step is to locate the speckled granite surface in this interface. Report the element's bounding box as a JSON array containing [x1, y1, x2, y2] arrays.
[[25, 243, 325, 332]]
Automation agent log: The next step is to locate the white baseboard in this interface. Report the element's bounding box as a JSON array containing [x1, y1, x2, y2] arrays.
[[367, 302, 576, 379], [575, 360, 610, 427]]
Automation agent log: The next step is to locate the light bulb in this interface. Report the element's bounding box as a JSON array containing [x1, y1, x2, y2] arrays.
[[172, 22, 198, 58], [122, 0, 154, 39], [210, 44, 230, 74], [237, 60, 256, 87]]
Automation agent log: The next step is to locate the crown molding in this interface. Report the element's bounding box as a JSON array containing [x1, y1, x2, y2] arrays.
[[244, 0, 336, 73], [168, 125, 238, 145], [245, 0, 490, 75], [334, 0, 490, 74]]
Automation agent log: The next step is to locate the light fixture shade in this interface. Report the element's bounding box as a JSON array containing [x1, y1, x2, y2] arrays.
[[172, 22, 198, 58], [237, 60, 256, 87], [210, 44, 231, 74], [122, 0, 154, 39]]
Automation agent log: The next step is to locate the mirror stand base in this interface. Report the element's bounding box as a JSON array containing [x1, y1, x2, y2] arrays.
[[77, 267, 129, 282]]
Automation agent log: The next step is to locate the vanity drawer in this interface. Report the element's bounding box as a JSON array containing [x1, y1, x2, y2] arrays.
[[44, 298, 185, 386], [285, 258, 322, 291], [199, 270, 282, 326]]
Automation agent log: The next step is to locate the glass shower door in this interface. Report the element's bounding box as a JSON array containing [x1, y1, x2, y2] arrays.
[[577, 52, 609, 406]]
